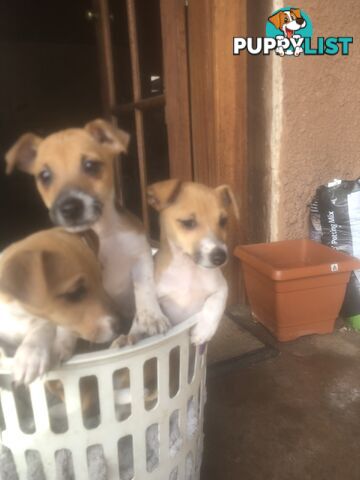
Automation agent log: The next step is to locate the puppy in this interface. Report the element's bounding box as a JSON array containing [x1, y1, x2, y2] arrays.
[[5, 120, 169, 338], [0, 228, 122, 384], [268, 8, 307, 56], [147, 180, 239, 345]]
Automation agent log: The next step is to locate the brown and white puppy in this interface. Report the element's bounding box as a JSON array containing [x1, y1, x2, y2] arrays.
[[147, 180, 239, 345], [5, 120, 169, 338], [0, 228, 122, 384]]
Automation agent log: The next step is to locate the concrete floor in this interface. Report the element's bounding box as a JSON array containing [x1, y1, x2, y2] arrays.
[[202, 326, 360, 480]]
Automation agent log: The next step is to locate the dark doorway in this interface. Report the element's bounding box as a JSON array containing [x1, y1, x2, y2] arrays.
[[0, 0, 194, 248], [0, 0, 103, 249]]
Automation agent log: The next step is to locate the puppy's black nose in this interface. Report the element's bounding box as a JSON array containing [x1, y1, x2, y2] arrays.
[[296, 17, 304, 25], [210, 248, 227, 266], [60, 197, 84, 221]]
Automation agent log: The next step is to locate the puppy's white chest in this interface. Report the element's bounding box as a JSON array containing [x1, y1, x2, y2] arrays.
[[0, 301, 34, 345], [99, 231, 143, 301], [100, 236, 131, 292], [157, 258, 222, 324]]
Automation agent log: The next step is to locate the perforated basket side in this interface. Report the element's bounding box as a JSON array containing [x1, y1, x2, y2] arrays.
[[0, 319, 206, 480]]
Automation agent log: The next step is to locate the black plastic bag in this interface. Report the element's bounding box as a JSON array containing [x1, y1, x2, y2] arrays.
[[310, 179, 360, 317], [310, 179, 360, 256]]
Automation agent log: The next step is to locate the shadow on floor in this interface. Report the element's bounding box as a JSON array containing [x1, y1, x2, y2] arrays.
[[202, 318, 360, 480]]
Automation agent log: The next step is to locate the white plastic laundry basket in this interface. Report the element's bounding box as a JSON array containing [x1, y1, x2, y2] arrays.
[[0, 318, 207, 480]]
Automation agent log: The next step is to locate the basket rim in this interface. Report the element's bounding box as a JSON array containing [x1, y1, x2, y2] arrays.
[[0, 317, 198, 375]]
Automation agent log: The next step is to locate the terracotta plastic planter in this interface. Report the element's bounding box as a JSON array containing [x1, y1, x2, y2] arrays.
[[234, 239, 360, 342]]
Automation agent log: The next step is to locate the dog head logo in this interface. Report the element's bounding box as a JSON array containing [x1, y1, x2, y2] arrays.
[[266, 7, 312, 56], [268, 8, 306, 38]]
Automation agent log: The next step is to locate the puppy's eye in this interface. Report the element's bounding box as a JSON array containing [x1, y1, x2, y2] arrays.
[[284, 17, 288, 23], [82, 157, 104, 177], [38, 167, 53, 187], [178, 218, 197, 230], [219, 215, 228, 228], [61, 284, 87, 303]]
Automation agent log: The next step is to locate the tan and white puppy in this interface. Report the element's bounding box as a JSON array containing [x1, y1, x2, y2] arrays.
[[147, 180, 239, 345], [0, 228, 122, 384], [5, 120, 169, 337]]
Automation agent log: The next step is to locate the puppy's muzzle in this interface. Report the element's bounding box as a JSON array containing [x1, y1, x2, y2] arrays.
[[210, 247, 228, 267], [195, 243, 228, 268], [60, 197, 85, 222], [50, 189, 103, 229]]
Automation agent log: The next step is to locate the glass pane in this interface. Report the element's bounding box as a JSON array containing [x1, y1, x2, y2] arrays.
[[135, 0, 164, 97], [0, 1, 95, 44], [0, 0, 103, 249], [110, 1, 169, 240], [116, 114, 143, 220], [109, 0, 134, 103], [143, 107, 169, 184], [143, 107, 169, 238]]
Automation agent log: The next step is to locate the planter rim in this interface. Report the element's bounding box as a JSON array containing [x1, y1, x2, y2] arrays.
[[234, 239, 360, 281]]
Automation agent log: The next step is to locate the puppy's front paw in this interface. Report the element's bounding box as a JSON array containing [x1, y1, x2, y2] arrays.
[[14, 344, 53, 385], [133, 310, 170, 336], [190, 321, 217, 346], [55, 337, 77, 363], [111, 334, 137, 348], [56, 344, 75, 363]]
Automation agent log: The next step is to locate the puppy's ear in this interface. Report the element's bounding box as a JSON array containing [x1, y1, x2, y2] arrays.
[[0, 250, 52, 306], [79, 229, 100, 257], [215, 185, 240, 220], [290, 8, 301, 18], [268, 11, 282, 30], [84, 119, 130, 155], [37, 252, 86, 297], [5, 133, 42, 175], [0, 249, 86, 308], [147, 179, 182, 211]]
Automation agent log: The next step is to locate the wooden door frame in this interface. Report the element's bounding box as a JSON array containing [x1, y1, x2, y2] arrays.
[[160, 0, 193, 181], [187, 0, 248, 302], [91, 0, 247, 302], [93, 0, 194, 226], [92, 0, 116, 119]]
